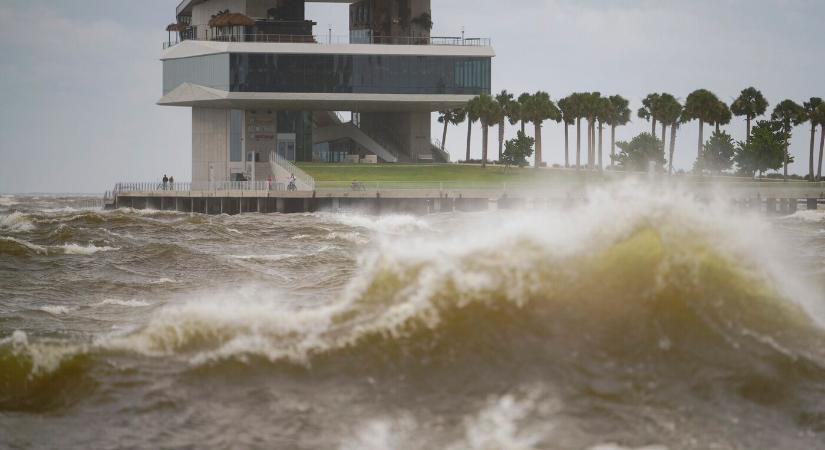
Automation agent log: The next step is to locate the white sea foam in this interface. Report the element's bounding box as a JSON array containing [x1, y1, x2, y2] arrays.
[[454, 391, 552, 450], [329, 213, 431, 234], [229, 254, 297, 262], [781, 209, 825, 223], [99, 181, 824, 366], [1, 330, 85, 376], [325, 231, 369, 244], [0, 196, 17, 207], [94, 299, 151, 308], [60, 243, 120, 255], [0, 211, 35, 232], [40, 207, 81, 214], [39, 305, 71, 315]]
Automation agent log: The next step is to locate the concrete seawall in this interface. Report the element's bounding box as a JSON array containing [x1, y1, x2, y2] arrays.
[[112, 185, 825, 215]]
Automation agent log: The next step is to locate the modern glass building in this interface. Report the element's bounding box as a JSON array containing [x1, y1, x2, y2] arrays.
[[160, 0, 494, 184]]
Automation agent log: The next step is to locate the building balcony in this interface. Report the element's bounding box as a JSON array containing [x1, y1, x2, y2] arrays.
[[163, 31, 491, 50]]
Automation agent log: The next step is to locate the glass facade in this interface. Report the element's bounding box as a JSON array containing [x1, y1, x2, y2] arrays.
[[163, 54, 230, 95], [165, 53, 491, 96], [229, 53, 490, 95], [277, 111, 313, 161]]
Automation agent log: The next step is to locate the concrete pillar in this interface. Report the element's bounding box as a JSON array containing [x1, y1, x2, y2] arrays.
[[788, 199, 797, 215], [779, 198, 790, 215], [276, 198, 285, 213], [220, 198, 224, 215], [807, 198, 818, 210]]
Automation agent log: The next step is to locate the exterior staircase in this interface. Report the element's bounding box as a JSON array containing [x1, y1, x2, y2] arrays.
[[313, 122, 399, 163], [269, 152, 316, 191]]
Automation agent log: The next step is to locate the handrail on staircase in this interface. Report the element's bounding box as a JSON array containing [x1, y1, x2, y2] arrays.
[[269, 151, 316, 190]]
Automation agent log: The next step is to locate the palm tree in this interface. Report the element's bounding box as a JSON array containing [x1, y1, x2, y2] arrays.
[[558, 96, 576, 168], [469, 94, 503, 169], [656, 95, 683, 175], [771, 99, 807, 181], [803, 98, 824, 181], [713, 101, 732, 133], [603, 95, 631, 168], [731, 87, 769, 141], [595, 97, 613, 170], [437, 109, 466, 154], [653, 93, 679, 153], [816, 103, 825, 181], [683, 89, 722, 172], [464, 99, 481, 162], [522, 92, 562, 168], [638, 93, 661, 135], [516, 93, 531, 134], [568, 93, 586, 170], [495, 90, 515, 160], [582, 92, 602, 169]]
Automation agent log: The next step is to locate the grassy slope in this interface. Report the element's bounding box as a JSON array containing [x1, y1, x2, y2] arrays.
[[296, 163, 589, 183]]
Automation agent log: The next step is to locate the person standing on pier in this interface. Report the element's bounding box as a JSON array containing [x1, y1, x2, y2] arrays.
[[169, 176, 174, 191], [162, 174, 168, 190]]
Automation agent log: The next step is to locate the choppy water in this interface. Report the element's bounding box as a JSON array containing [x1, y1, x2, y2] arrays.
[[1, 187, 825, 450]]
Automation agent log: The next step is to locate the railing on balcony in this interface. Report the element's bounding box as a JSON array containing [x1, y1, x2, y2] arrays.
[[164, 33, 491, 49]]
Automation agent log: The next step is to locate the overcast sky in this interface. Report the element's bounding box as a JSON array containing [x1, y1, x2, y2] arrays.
[[1, 0, 823, 193]]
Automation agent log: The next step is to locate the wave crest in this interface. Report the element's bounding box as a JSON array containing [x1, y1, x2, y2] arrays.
[[109, 186, 825, 378]]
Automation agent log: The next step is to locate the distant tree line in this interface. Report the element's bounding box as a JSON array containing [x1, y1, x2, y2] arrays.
[[438, 88, 825, 180]]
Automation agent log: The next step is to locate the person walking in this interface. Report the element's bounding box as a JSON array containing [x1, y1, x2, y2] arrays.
[[169, 176, 175, 191], [162, 174, 168, 191], [267, 176, 272, 191]]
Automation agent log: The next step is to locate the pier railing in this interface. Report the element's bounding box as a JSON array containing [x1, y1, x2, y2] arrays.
[[110, 179, 825, 198], [114, 181, 286, 193]]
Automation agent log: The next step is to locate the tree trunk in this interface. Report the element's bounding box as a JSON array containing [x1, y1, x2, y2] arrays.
[[610, 125, 616, 167], [592, 121, 597, 169], [521, 120, 525, 135], [783, 131, 789, 182], [651, 119, 656, 136], [576, 118, 582, 170], [587, 120, 593, 169], [598, 122, 604, 171], [564, 123, 569, 168], [466, 120, 472, 162], [697, 120, 704, 173], [715, 122, 720, 134], [441, 119, 448, 152], [746, 116, 752, 143], [498, 118, 505, 160], [818, 124, 824, 181], [482, 124, 488, 169], [809, 124, 816, 181], [534, 122, 543, 168], [661, 122, 667, 155], [669, 123, 678, 176]]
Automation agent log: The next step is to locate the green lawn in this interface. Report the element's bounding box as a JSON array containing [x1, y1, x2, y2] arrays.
[[296, 163, 589, 184]]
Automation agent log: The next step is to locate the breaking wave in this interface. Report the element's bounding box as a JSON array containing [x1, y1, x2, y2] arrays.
[[0, 211, 35, 232], [0, 236, 47, 256], [104, 186, 824, 375], [4, 185, 825, 427], [0, 331, 92, 412]]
